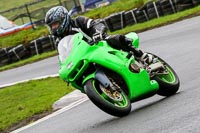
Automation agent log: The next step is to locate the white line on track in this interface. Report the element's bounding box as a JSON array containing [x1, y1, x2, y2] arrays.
[[11, 97, 88, 133], [2, 73, 88, 133], [0, 74, 59, 88]]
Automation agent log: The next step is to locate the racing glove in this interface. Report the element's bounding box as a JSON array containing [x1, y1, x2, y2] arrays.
[[92, 32, 104, 43]]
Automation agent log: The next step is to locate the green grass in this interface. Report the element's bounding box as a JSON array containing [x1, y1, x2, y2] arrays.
[[0, 77, 75, 132], [0, 26, 49, 48], [82, 0, 157, 19], [1, 0, 74, 24], [0, 0, 39, 12], [83, 0, 146, 19]]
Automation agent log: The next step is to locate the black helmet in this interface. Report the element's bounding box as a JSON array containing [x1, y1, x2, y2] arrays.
[[45, 6, 71, 37]]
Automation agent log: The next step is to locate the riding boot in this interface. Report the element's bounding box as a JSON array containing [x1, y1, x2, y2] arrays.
[[125, 37, 143, 57], [125, 38, 153, 64], [129, 45, 143, 57]]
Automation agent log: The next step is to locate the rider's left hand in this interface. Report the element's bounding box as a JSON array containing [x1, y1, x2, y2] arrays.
[[92, 32, 104, 43]]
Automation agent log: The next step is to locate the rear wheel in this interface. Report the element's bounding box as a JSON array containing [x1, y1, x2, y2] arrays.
[[84, 79, 131, 117], [151, 54, 180, 96]]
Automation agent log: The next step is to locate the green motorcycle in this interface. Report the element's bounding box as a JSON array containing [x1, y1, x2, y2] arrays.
[[58, 32, 180, 117]]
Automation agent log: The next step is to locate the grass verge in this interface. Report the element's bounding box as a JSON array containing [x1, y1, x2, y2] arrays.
[[0, 26, 49, 48], [0, 77, 74, 132], [83, 0, 146, 19]]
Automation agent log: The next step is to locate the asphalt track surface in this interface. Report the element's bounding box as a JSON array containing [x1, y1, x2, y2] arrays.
[[0, 56, 59, 87], [2, 16, 200, 133]]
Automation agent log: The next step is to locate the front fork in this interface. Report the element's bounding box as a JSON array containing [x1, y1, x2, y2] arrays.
[[95, 69, 120, 93]]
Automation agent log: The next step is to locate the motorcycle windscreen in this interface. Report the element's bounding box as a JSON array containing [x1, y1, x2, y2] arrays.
[[57, 35, 74, 63]]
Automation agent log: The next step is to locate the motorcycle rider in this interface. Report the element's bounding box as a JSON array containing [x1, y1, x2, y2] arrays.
[[45, 6, 153, 63]]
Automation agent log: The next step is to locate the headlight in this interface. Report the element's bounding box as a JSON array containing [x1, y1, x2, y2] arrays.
[[66, 62, 73, 69]]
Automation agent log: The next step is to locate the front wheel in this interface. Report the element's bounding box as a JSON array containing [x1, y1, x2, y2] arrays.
[[151, 54, 180, 96], [84, 79, 131, 117]]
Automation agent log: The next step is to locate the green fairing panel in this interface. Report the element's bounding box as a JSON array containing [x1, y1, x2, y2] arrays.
[[125, 32, 139, 48], [59, 32, 158, 102]]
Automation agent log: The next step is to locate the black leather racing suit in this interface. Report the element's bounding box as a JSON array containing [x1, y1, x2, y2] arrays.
[[56, 16, 143, 57], [58, 16, 135, 53]]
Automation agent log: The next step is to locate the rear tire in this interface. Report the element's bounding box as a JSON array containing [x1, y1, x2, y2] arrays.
[[151, 54, 180, 96], [84, 79, 131, 117]]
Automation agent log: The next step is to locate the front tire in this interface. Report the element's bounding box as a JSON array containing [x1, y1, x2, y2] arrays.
[[84, 79, 131, 117], [151, 54, 180, 96]]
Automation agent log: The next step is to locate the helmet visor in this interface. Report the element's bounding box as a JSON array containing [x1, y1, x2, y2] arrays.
[[49, 21, 61, 32]]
